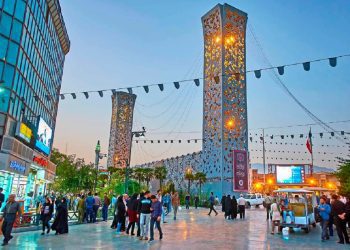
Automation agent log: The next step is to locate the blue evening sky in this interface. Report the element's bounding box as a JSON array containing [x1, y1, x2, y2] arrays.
[[54, 0, 350, 168]]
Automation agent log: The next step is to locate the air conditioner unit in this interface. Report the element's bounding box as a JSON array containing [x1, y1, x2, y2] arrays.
[[1, 135, 33, 162]]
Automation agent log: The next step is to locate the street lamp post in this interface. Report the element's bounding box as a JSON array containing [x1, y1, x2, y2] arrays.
[[94, 140, 107, 191], [116, 127, 146, 194], [94, 141, 101, 191]]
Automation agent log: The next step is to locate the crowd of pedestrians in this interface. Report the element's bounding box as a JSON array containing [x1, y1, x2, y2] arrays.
[[108, 190, 179, 243], [220, 193, 246, 219], [0, 192, 69, 246]]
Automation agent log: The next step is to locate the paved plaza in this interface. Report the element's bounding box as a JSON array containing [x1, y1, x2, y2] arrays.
[[4, 207, 347, 250]]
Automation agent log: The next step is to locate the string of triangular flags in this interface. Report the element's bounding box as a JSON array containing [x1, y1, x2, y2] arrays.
[[57, 53, 350, 100], [250, 149, 346, 155], [249, 130, 348, 142], [250, 156, 339, 163], [133, 130, 348, 144]]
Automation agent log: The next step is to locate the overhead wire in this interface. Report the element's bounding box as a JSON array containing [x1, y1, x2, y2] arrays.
[[248, 23, 349, 144]]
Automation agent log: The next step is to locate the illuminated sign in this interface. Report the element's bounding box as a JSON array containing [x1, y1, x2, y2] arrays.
[[33, 156, 48, 168], [9, 161, 26, 174], [35, 117, 53, 155], [276, 165, 305, 184], [16, 122, 33, 144]]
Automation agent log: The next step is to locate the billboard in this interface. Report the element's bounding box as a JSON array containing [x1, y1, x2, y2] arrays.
[[276, 165, 305, 184], [16, 122, 33, 144], [233, 150, 248, 191], [35, 117, 52, 155]]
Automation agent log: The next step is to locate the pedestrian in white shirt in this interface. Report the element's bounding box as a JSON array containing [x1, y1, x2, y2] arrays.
[[237, 194, 246, 219]]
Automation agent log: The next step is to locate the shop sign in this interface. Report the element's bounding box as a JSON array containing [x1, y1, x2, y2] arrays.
[[33, 155, 48, 168], [9, 161, 26, 174], [17, 122, 33, 144]]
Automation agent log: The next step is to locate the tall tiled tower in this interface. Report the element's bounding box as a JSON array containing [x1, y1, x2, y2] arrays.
[[107, 92, 136, 168], [201, 4, 248, 196]]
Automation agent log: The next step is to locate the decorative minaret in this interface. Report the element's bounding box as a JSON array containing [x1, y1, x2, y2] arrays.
[[201, 4, 248, 196], [107, 92, 137, 168]]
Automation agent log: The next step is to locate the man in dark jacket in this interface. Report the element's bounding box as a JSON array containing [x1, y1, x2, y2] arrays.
[[1, 194, 21, 246], [138, 191, 152, 240], [331, 194, 350, 244], [149, 195, 163, 242]]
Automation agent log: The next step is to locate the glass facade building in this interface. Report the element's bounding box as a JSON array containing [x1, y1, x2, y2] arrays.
[[0, 0, 69, 209]]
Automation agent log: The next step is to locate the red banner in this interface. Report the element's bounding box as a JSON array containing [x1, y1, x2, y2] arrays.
[[233, 150, 248, 192]]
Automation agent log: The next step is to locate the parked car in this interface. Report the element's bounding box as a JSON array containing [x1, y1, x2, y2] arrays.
[[244, 193, 264, 208]]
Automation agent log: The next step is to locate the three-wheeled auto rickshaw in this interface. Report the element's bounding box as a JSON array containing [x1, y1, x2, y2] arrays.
[[273, 188, 317, 233]]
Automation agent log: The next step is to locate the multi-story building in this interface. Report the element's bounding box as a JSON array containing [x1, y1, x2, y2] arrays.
[[0, 0, 70, 207]]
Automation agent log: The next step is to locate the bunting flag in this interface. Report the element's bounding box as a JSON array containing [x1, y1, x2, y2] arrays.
[[194, 79, 200, 86], [174, 82, 180, 89], [254, 70, 261, 79], [51, 53, 349, 101], [277, 66, 284, 75], [329, 57, 337, 67], [303, 62, 310, 71]]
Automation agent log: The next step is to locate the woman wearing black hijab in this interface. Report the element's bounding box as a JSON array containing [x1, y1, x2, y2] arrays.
[[231, 196, 238, 220], [225, 195, 232, 220], [126, 193, 138, 235], [51, 197, 69, 235], [116, 196, 126, 232]]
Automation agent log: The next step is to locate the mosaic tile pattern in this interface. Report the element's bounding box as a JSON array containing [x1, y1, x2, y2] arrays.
[[107, 92, 137, 168], [133, 152, 202, 191]]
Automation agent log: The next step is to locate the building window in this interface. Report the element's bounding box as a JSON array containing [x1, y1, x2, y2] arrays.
[[45, 7, 49, 24]]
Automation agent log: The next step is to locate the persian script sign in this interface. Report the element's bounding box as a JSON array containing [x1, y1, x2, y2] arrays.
[[233, 150, 248, 191]]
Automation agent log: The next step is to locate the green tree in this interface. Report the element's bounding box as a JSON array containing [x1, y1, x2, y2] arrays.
[[154, 166, 167, 189], [50, 149, 97, 193], [132, 168, 145, 186], [184, 170, 195, 193], [143, 168, 154, 188], [194, 171, 207, 199], [335, 160, 350, 196]]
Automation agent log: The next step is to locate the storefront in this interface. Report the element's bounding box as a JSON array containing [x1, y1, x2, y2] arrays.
[[0, 152, 31, 209], [0, 136, 56, 211], [31, 153, 56, 195]]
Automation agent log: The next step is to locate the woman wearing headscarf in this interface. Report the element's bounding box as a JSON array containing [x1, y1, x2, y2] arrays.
[[224, 195, 232, 220], [126, 193, 138, 235], [41, 196, 53, 235], [231, 196, 238, 220], [51, 197, 69, 235], [116, 196, 126, 233]]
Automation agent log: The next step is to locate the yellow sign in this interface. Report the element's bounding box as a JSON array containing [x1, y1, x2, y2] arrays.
[[19, 123, 33, 143]]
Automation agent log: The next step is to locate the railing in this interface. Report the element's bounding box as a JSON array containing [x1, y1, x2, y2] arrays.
[[1, 208, 116, 229]]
